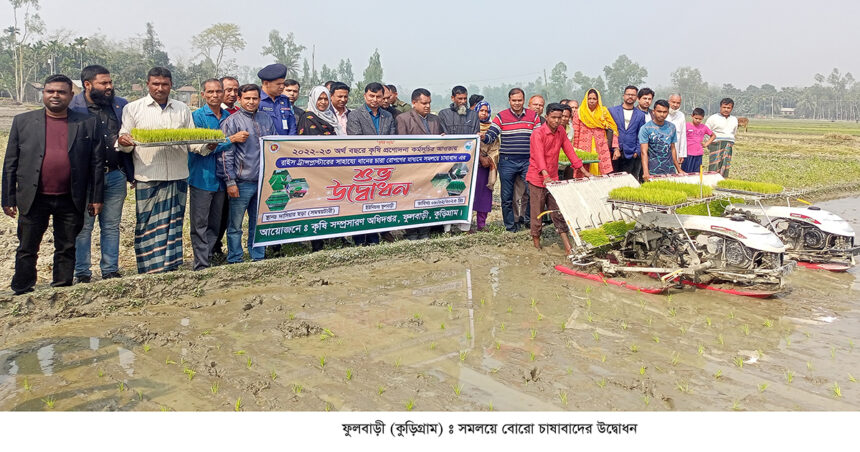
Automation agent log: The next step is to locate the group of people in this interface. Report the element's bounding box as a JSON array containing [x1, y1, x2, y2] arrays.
[[2, 62, 740, 295]]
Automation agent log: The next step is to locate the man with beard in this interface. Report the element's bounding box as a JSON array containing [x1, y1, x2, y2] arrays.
[[3, 74, 105, 294], [220, 76, 240, 115], [667, 94, 687, 164], [69, 65, 133, 283], [438, 85, 480, 232], [608, 85, 647, 179], [637, 87, 654, 122]]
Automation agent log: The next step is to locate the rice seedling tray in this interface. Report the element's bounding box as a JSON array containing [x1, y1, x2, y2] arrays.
[[134, 139, 229, 147]]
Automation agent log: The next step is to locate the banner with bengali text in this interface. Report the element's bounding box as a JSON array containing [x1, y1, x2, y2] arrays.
[[254, 134, 480, 245]]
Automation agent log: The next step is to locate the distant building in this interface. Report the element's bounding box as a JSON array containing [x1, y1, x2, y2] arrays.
[[780, 107, 796, 117], [176, 85, 197, 106], [24, 82, 43, 103]]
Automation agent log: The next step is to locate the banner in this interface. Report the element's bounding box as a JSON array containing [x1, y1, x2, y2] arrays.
[[254, 135, 480, 245]]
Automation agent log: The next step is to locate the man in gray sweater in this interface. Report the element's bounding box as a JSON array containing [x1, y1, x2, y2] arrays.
[[218, 84, 276, 263]]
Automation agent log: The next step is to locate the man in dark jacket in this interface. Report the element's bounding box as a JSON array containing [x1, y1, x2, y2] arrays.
[[396, 88, 444, 240], [69, 65, 133, 283], [608, 85, 648, 181], [438, 85, 480, 135], [3, 74, 105, 294], [346, 82, 395, 245]]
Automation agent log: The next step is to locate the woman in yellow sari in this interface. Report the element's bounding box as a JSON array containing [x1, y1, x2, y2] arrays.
[[572, 88, 619, 176]]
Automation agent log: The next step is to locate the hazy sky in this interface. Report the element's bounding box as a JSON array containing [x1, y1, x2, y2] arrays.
[[5, 0, 859, 92]]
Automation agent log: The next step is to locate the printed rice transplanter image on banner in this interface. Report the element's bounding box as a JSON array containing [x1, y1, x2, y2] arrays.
[[254, 135, 480, 246]]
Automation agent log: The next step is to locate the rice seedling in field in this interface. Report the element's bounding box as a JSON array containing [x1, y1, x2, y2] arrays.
[[558, 390, 568, 406], [630, 344, 639, 353], [758, 383, 769, 392], [319, 355, 327, 370], [643, 180, 714, 198], [642, 395, 650, 406], [640, 366, 646, 376], [609, 186, 689, 206], [528, 351, 536, 362], [234, 398, 242, 411], [537, 314, 543, 321], [560, 321, 567, 331], [849, 374, 856, 383], [131, 128, 225, 143], [741, 324, 750, 336], [592, 330, 600, 342], [184, 368, 196, 381], [234, 350, 246, 355], [714, 369, 723, 380], [325, 402, 332, 412], [807, 361, 813, 371], [620, 321, 628, 331], [23, 378, 31, 391], [98, 369, 104, 378], [705, 317, 712, 327], [466, 332, 472, 340], [377, 386, 385, 395], [698, 344, 705, 356], [293, 384, 303, 395], [494, 341, 500, 350], [732, 400, 741, 411], [506, 306, 513, 314], [601, 354, 606, 363], [211, 382, 219, 394], [716, 179, 783, 194], [431, 342, 438, 350], [530, 328, 537, 340], [346, 369, 353, 381], [668, 307, 676, 318], [395, 357, 402, 368], [452, 384, 462, 396], [270, 369, 278, 381], [42, 396, 55, 409], [500, 322, 506, 331], [117, 382, 126, 392], [763, 319, 773, 328], [597, 378, 606, 388], [832, 382, 842, 398], [785, 335, 791, 346], [137, 389, 143, 401], [729, 311, 735, 320], [246, 357, 252, 369], [831, 347, 836, 359], [165, 357, 176, 365], [488, 401, 494, 411], [671, 351, 680, 366], [440, 322, 446, 330], [143, 344, 151, 353], [652, 335, 660, 343], [785, 370, 794, 384], [586, 312, 594, 323], [566, 367, 573, 375], [733, 357, 744, 368], [405, 399, 415, 411], [717, 334, 725, 346], [675, 381, 691, 394], [459, 351, 467, 362]]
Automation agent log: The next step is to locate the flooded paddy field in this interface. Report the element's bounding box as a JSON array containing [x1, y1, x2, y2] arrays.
[[0, 197, 858, 412]]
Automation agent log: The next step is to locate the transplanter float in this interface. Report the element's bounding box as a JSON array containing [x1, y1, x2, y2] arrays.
[[546, 173, 794, 298]]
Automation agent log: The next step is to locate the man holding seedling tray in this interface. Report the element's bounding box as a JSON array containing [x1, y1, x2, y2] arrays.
[[117, 67, 217, 274]]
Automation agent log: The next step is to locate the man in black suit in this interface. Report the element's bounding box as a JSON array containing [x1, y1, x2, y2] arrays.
[[2, 74, 105, 295]]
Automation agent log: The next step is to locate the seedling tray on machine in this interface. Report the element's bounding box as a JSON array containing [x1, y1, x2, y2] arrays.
[[133, 139, 229, 147]]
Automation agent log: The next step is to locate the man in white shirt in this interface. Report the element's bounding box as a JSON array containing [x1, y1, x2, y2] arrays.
[[117, 67, 215, 274], [704, 98, 739, 177], [667, 94, 687, 162]]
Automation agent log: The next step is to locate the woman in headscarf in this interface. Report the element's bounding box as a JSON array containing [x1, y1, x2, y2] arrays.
[[298, 86, 343, 136], [572, 88, 619, 176], [474, 100, 498, 231]]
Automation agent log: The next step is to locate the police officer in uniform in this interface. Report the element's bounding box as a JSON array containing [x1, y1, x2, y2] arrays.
[[257, 63, 297, 136]]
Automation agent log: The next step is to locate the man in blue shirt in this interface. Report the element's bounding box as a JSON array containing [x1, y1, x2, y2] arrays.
[[189, 79, 248, 270], [257, 63, 296, 136], [639, 99, 684, 181], [608, 85, 647, 181]]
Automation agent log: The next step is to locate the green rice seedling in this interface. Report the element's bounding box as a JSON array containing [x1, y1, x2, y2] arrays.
[[592, 331, 600, 342], [758, 383, 769, 393], [345, 368, 353, 381], [601, 354, 606, 363], [698, 344, 705, 356], [459, 351, 467, 362], [488, 401, 494, 411], [287, 312, 295, 320], [530, 328, 537, 340], [447, 304, 453, 313], [679, 326, 687, 335], [732, 400, 741, 411], [807, 361, 813, 371], [644, 180, 714, 198], [585, 286, 592, 295], [500, 322, 506, 331], [586, 312, 594, 323], [537, 314, 543, 321], [234, 397, 242, 411], [131, 128, 225, 144], [849, 340, 855, 350], [586, 299, 591, 309], [292, 383, 303, 395], [160, 405, 169, 412], [325, 402, 332, 412], [118, 381, 126, 392], [184, 368, 196, 381], [717, 334, 725, 346], [246, 357, 252, 369], [98, 369, 104, 378], [440, 322, 446, 330], [137, 389, 143, 401], [377, 322, 384, 329], [763, 319, 773, 328], [452, 384, 462, 397], [567, 367, 573, 375], [716, 179, 783, 194], [832, 382, 842, 398], [320, 328, 335, 341], [377, 386, 385, 395], [558, 390, 568, 406], [405, 399, 415, 411], [234, 350, 246, 355], [431, 342, 438, 350], [319, 355, 326, 370], [180, 358, 186, 366], [211, 381, 219, 394], [42, 396, 56, 409], [270, 369, 278, 381], [733, 356, 744, 368], [639, 299, 646, 310], [647, 316, 653, 326], [785, 370, 794, 384], [675, 381, 691, 394], [849, 374, 856, 383], [412, 313, 422, 320], [143, 344, 151, 353], [608, 186, 689, 206], [529, 351, 536, 362], [652, 335, 660, 343], [395, 357, 402, 368], [642, 395, 651, 407], [630, 344, 639, 353], [560, 321, 567, 331], [671, 351, 680, 366], [620, 321, 628, 330], [804, 331, 811, 338], [601, 220, 636, 238], [729, 311, 735, 320], [579, 228, 610, 247], [506, 306, 513, 314], [706, 317, 712, 327], [530, 298, 537, 307], [668, 307, 677, 318], [831, 347, 836, 359], [480, 298, 485, 306], [165, 357, 176, 365], [640, 366, 646, 376], [597, 378, 606, 388], [714, 369, 723, 380], [23, 378, 32, 391], [201, 330, 210, 335], [466, 332, 472, 340], [741, 324, 750, 336]]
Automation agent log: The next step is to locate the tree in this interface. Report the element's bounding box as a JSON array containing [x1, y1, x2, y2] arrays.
[[260, 30, 305, 78], [361, 49, 383, 85], [142, 22, 169, 69], [336, 58, 354, 87], [7, 0, 44, 102], [670, 66, 709, 112], [572, 71, 605, 98], [191, 23, 245, 77], [602, 55, 647, 104], [319, 64, 336, 84], [547, 61, 572, 102]]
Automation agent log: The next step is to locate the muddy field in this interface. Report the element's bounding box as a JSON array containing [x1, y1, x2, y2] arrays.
[[0, 196, 857, 412]]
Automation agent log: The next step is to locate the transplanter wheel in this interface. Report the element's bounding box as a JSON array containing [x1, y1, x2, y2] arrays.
[[803, 227, 826, 249], [724, 239, 753, 268]]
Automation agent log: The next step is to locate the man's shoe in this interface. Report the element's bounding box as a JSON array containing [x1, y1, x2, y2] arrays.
[[74, 275, 91, 284], [13, 287, 34, 296], [102, 272, 122, 280]]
